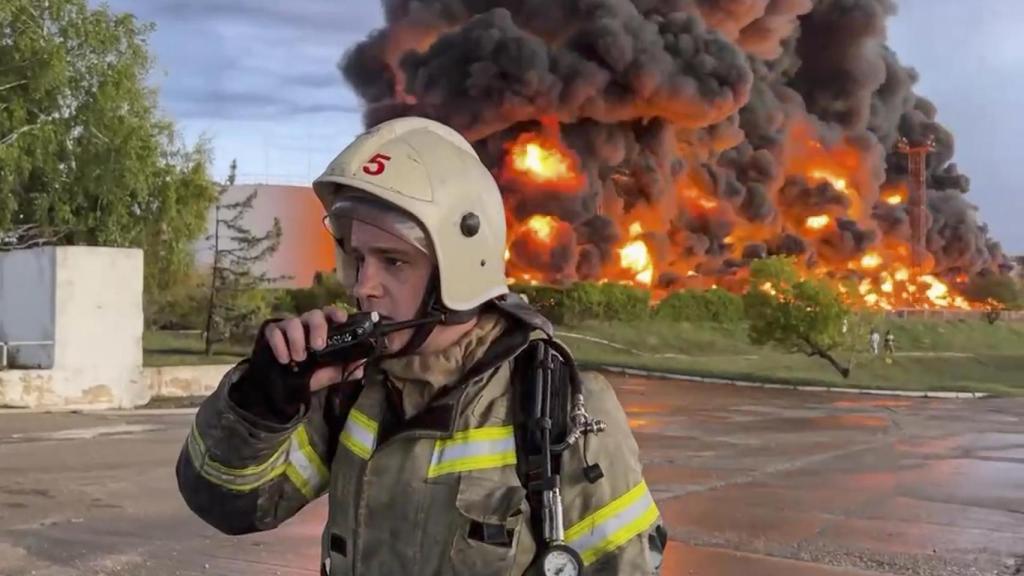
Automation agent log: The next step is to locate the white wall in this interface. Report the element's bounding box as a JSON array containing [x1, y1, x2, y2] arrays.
[[0, 247, 56, 368], [145, 364, 233, 398], [0, 246, 145, 409]]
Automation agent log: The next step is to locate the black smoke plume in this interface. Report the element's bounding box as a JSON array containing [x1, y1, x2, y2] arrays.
[[340, 0, 1009, 288]]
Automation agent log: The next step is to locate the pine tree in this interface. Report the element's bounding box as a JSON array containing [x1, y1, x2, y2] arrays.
[[203, 160, 285, 354]]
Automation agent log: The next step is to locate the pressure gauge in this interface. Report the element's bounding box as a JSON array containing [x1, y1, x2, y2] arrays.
[[541, 544, 583, 576]]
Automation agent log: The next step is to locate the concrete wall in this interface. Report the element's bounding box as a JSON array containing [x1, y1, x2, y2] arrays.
[[144, 364, 233, 398], [0, 247, 145, 409], [0, 247, 56, 368]]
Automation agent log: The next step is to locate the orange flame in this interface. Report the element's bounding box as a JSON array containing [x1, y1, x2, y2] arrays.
[[495, 120, 981, 312], [504, 129, 581, 190], [620, 242, 654, 286], [843, 262, 974, 311], [805, 215, 831, 230], [809, 168, 851, 195], [860, 252, 883, 269], [525, 214, 557, 243], [697, 198, 719, 210], [618, 222, 654, 286]]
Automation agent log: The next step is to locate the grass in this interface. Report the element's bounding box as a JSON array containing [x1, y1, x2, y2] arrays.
[[142, 317, 1024, 396], [143, 331, 248, 367], [563, 318, 1024, 396]]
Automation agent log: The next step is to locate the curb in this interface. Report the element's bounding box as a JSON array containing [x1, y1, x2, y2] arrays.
[[598, 365, 991, 399], [0, 407, 200, 416]]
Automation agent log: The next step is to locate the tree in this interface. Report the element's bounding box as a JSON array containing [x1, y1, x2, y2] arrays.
[[0, 0, 216, 294], [203, 161, 285, 354], [0, 223, 69, 251], [743, 257, 853, 378]]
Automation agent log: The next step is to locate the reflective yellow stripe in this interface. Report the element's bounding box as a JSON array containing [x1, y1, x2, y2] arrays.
[[565, 480, 660, 566], [188, 422, 328, 500], [426, 425, 517, 478], [340, 408, 378, 460], [189, 422, 288, 477]]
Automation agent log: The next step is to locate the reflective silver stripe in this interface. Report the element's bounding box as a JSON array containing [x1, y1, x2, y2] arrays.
[[340, 409, 377, 460], [565, 481, 660, 565], [285, 425, 330, 499], [426, 426, 517, 478]]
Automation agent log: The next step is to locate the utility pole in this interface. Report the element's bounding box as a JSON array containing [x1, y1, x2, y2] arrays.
[[896, 135, 935, 269]]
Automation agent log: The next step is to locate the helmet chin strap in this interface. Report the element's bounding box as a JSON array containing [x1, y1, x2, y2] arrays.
[[372, 268, 480, 360]]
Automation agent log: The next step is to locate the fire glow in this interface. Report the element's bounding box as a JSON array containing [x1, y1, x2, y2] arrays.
[[849, 261, 972, 311], [525, 214, 557, 243], [805, 215, 831, 230], [503, 131, 582, 190], [344, 1, 1007, 314], [499, 128, 980, 311], [809, 168, 850, 195], [619, 222, 654, 286]]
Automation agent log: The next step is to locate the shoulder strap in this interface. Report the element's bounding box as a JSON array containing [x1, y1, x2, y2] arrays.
[[510, 336, 572, 538]]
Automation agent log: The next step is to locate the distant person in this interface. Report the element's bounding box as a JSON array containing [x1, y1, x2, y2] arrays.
[[869, 328, 881, 355], [884, 329, 896, 355]]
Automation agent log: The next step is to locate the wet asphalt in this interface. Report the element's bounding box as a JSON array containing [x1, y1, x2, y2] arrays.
[[1, 373, 1022, 576]]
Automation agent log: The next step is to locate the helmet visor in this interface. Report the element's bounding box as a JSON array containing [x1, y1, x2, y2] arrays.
[[322, 191, 433, 257]]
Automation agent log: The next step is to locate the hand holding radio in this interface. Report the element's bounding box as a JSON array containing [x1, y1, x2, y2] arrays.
[[262, 306, 371, 392], [260, 305, 442, 395]]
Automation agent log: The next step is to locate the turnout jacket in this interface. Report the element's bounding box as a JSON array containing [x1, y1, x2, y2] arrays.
[[176, 296, 666, 575]]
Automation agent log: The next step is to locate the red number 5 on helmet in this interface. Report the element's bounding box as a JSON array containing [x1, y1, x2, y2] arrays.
[[362, 153, 391, 176]]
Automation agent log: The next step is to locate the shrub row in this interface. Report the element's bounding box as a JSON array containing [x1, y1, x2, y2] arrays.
[[511, 282, 745, 326], [148, 273, 749, 333]]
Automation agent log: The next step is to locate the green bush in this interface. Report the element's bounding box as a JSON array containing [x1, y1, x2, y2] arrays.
[[653, 288, 745, 323], [272, 271, 355, 316], [144, 268, 210, 330], [144, 267, 356, 336], [214, 288, 281, 345], [512, 282, 650, 325]]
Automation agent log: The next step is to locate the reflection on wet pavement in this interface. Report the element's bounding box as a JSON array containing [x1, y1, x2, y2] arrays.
[[618, 375, 1024, 575], [0, 374, 1021, 575]]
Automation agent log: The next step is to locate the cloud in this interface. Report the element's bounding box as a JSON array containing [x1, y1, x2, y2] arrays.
[[140, 0, 379, 36], [97, 0, 382, 121]]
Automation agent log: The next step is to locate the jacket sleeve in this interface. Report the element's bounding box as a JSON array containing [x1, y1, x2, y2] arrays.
[[175, 361, 336, 536], [558, 370, 668, 575]]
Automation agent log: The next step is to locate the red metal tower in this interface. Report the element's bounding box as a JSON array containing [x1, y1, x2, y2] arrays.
[[896, 136, 935, 269]]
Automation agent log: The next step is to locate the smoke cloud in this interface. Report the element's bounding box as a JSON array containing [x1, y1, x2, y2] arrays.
[[340, 0, 1009, 289]]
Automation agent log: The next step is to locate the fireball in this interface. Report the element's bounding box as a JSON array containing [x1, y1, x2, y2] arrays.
[[505, 132, 581, 189], [860, 252, 883, 269], [805, 215, 831, 230], [525, 215, 557, 243]]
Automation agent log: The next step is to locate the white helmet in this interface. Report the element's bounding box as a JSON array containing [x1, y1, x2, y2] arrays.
[[313, 116, 509, 313]]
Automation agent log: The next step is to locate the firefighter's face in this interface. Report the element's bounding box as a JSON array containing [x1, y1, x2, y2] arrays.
[[348, 219, 434, 351]]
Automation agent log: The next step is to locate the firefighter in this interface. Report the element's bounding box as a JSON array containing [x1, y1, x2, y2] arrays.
[[176, 116, 667, 575]]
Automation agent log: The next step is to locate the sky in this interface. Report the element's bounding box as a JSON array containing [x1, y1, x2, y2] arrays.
[[97, 0, 1024, 254]]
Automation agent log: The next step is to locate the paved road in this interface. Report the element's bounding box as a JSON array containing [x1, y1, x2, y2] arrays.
[[1, 374, 1022, 576]]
